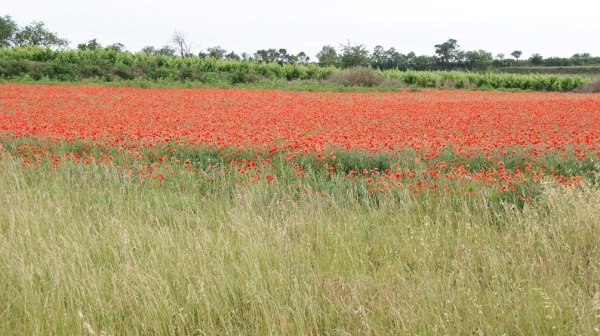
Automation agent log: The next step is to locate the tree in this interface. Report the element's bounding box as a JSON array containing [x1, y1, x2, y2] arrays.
[[463, 50, 492, 70], [495, 53, 505, 67], [0, 15, 18, 47], [253, 48, 280, 63], [412, 55, 435, 71], [434, 38, 459, 65], [511, 50, 522, 62], [405, 51, 417, 69], [141, 46, 156, 55], [240, 52, 251, 61], [105, 42, 125, 52], [316, 45, 338, 67], [13, 20, 69, 48], [224, 51, 241, 61], [370, 45, 387, 69], [207, 46, 227, 59], [296, 51, 310, 64], [77, 39, 101, 50], [580, 53, 592, 64], [464, 50, 479, 69], [339, 41, 370, 68], [278, 48, 295, 64], [254, 49, 269, 62], [529, 53, 543, 65], [392, 51, 411, 71], [171, 30, 192, 57], [384, 47, 402, 69], [156, 45, 176, 56], [477, 50, 493, 68]]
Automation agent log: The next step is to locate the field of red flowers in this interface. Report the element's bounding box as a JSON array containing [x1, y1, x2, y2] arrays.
[[1, 83, 599, 201]]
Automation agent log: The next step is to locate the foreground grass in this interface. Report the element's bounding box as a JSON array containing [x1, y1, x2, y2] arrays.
[[1, 158, 599, 335]]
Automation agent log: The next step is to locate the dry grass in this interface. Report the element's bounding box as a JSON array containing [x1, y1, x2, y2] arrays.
[[328, 67, 384, 87], [381, 77, 407, 88], [435, 79, 458, 90], [0, 159, 598, 334], [580, 77, 600, 93]]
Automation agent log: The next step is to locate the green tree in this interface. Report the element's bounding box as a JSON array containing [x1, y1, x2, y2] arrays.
[[240, 52, 251, 61], [254, 49, 281, 63], [77, 39, 101, 50], [434, 38, 459, 65], [105, 42, 124, 52], [13, 20, 69, 48], [384, 47, 402, 69], [278, 48, 295, 63], [339, 41, 370, 68], [370, 45, 387, 69], [156, 45, 176, 56], [580, 53, 592, 64], [392, 51, 411, 70], [511, 50, 522, 62], [412, 55, 434, 71], [224, 51, 240, 61], [254, 49, 267, 62], [207, 46, 227, 59], [0, 15, 18, 47], [529, 53, 543, 65], [296, 51, 310, 64], [316, 45, 339, 67], [455, 50, 465, 64], [464, 50, 493, 70], [494, 53, 506, 67], [140, 46, 156, 55]]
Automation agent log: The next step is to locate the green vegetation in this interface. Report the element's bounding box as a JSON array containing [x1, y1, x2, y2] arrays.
[[501, 65, 600, 76], [0, 46, 591, 92], [0, 15, 69, 48], [2, 13, 599, 335], [1, 143, 598, 334], [1, 15, 599, 91], [0, 45, 335, 82]]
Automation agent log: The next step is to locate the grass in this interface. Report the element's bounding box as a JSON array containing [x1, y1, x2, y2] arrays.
[[1, 155, 598, 335]]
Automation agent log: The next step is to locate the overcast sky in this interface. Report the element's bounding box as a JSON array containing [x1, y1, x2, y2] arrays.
[[4, 0, 599, 59]]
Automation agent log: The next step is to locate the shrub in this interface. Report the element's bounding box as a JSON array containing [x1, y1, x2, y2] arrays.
[[381, 77, 406, 88], [229, 72, 262, 84], [579, 77, 600, 93], [327, 67, 384, 87]]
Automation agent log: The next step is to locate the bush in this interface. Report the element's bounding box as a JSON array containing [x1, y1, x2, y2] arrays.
[[327, 67, 384, 87], [380, 77, 406, 88], [113, 64, 135, 80], [229, 72, 262, 84], [579, 77, 600, 93]]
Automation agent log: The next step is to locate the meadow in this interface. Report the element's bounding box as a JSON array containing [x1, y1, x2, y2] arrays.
[[1, 83, 599, 334]]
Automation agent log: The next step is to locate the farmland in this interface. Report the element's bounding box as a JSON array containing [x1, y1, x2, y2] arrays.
[[1, 83, 599, 334]]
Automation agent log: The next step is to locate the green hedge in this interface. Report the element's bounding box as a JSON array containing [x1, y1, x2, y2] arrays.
[[0, 46, 588, 91]]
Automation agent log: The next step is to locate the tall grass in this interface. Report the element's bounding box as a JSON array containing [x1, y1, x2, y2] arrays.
[[1, 157, 598, 335]]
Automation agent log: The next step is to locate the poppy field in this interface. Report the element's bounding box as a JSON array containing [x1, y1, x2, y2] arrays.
[[1, 83, 599, 334], [1, 83, 599, 202]]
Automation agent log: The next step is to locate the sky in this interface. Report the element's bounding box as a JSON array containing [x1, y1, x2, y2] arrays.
[[4, 0, 599, 60]]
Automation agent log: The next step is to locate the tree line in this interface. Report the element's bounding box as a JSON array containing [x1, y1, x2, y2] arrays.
[[2, 15, 599, 72]]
